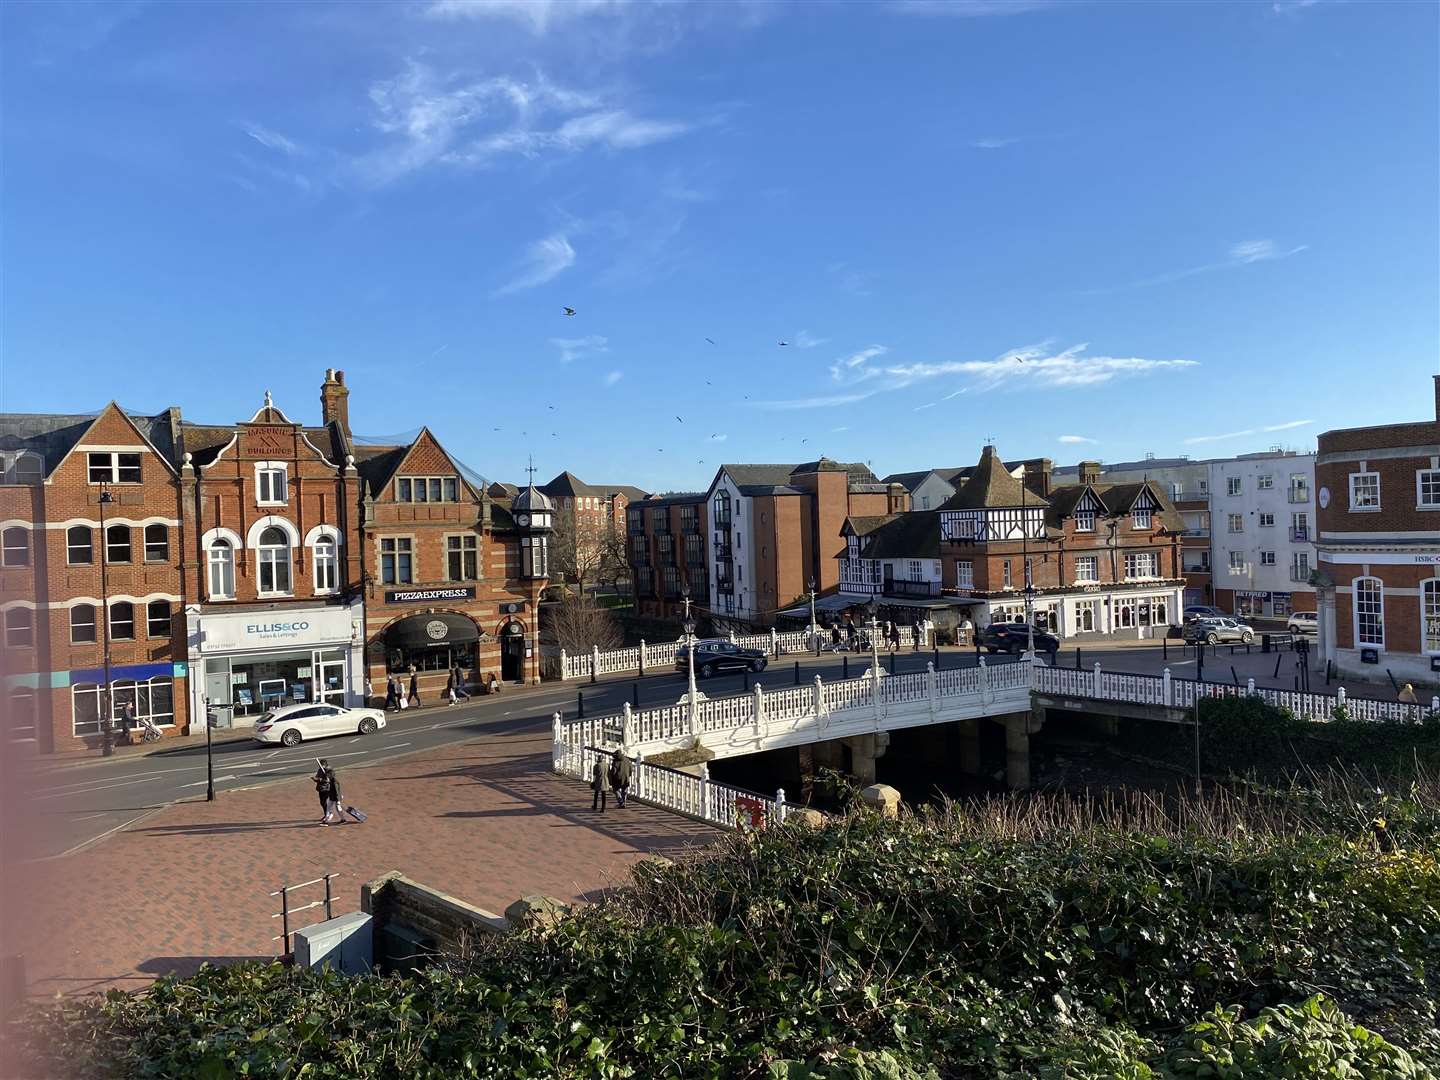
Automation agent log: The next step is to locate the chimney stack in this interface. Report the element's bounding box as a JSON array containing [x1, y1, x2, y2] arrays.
[[321, 369, 350, 436], [1078, 460, 1102, 486], [1021, 457, 1053, 498]]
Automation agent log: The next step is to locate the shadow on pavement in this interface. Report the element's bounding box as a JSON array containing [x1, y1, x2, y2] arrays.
[[131, 819, 317, 837], [137, 955, 275, 978]]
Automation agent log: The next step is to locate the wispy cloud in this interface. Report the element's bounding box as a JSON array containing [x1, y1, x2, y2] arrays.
[[971, 136, 1023, 150], [494, 233, 575, 296], [829, 345, 888, 382], [1091, 239, 1308, 294], [602, 370, 624, 387], [913, 402, 938, 411], [836, 342, 1198, 392], [895, 0, 1060, 15], [550, 334, 608, 363], [942, 388, 967, 400], [831, 426, 850, 433], [430, 344, 449, 358], [1058, 434, 1097, 444], [426, 0, 621, 32], [1271, 0, 1322, 14], [792, 329, 828, 349], [1184, 419, 1314, 445], [755, 391, 877, 411], [826, 261, 871, 297], [244, 124, 303, 157]]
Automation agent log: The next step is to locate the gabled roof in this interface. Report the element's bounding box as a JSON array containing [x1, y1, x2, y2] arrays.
[[721, 459, 879, 497], [1041, 479, 1184, 533], [938, 446, 1049, 511], [879, 470, 933, 491], [180, 419, 349, 469], [842, 512, 942, 559], [539, 471, 648, 501], [0, 405, 183, 478], [488, 481, 519, 497], [353, 444, 408, 496], [635, 491, 706, 508]]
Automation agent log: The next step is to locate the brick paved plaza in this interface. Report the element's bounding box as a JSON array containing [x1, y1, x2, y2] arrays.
[[12, 725, 718, 998]]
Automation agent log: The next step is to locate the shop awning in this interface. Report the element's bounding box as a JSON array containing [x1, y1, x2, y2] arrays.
[[383, 612, 479, 649]]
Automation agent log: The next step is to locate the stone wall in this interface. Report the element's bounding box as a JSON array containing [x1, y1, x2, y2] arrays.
[[360, 871, 509, 972]]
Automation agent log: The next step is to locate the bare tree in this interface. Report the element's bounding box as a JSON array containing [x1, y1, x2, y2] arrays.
[[551, 506, 628, 595], [549, 595, 623, 655]]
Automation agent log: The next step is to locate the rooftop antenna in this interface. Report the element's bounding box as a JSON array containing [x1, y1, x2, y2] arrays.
[[524, 455, 537, 486]]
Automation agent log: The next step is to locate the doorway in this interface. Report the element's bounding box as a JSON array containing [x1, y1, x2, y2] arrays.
[[501, 622, 525, 682], [316, 653, 347, 706]]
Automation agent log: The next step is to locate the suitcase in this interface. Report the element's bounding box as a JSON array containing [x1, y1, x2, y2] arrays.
[[345, 806, 368, 824]]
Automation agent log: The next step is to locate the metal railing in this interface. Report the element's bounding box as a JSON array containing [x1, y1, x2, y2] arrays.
[[271, 873, 342, 956]]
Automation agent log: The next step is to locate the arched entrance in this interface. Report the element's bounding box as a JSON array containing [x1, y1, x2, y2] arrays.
[[500, 619, 525, 682]]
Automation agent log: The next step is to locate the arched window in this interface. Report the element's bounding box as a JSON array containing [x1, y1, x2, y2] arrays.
[[1353, 576, 1384, 648], [1, 527, 28, 568], [66, 525, 93, 565], [147, 599, 171, 638], [208, 538, 235, 599], [144, 523, 169, 562], [713, 490, 731, 527], [5, 607, 33, 648], [257, 526, 291, 595], [1422, 579, 1440, 654], [70, 604, 97, 644], [106, 524, 131, 564], [109, 601, 134, 640], [313, 536, 337, 593]]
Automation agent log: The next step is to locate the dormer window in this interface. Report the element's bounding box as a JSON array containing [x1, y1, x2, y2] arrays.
[[0, 452, 42, 485], [1131, 507, 1152, 530], [255, 463, 288, 506], [1075, 510, 1095, 533]]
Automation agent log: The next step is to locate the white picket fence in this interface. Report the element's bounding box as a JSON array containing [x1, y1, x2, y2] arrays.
[[554, 742, 796, 830], [559, 625, 931, 681], [1033, 663, 1439, 725]]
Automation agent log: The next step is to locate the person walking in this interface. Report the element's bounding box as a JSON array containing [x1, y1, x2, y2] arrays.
[[451, 665, 471, 700], [888, 621, 900, 651], [590, 753, 611, 812], [314, 760, 344, 825], [446, 673, 459, 707], [610, 749, 633, 809], [408, 671, 420, 708], [384, 675, 399, 712], [364, 677, 374, 707], [830, 623, 842, 652]]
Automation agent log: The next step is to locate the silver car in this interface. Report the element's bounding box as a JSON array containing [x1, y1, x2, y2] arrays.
[[1184, 617, 1255, 646]]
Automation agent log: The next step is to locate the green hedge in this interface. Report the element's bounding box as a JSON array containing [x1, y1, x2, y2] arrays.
[[12, 792, 1440, 1079]]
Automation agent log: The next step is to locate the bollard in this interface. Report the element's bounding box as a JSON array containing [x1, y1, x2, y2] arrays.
[[743, 671, 750, 692], [577, 690, 585, 718], [794, 661, 800, 685], [843, 656, 849, 679], [1273, 653, 1282, 679], [632, 683, 640, 709], [1246, 677, 1256, 696], [1075, 646, 1082, 670], [1163, 637, 1168, 661], [888, 650, 896, 675], [639, 639, 646, 677], [1230, 666, 1240, 687], [934, 644, 941, 671]]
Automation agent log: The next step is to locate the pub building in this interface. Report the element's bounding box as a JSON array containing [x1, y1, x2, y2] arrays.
[[356, 430, 550, 700], [180, 381, 366, 726]]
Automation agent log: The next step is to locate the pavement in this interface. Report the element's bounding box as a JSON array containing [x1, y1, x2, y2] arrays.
[[8, 723, 718, 999]]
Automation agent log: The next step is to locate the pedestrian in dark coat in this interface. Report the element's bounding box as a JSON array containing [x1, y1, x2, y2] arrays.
[[408, 672, 420, 707], [888, 621, 900, 650], [830, 624, 842, 651], [314, 760, 344, 825], [384, 676, 399, 711], [609, 750, 633, 808], [591, 755, 611, 812], [451, 665, 470, 700]]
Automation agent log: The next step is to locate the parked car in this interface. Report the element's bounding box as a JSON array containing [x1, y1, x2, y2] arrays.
[[675, 639, 768, 678], [1182, 617, 1255, 646], [252, 702, 387, 747], [1183, 605, 1227, 622], [1286, 611, 1319, 636], [978, 622, 1061, 655]]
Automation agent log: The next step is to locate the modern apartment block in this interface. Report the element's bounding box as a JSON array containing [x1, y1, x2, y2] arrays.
[[626, 493, 709, 618], [1208, 452, 1317, 619], [704, 459, 908, 628], [1314, 376, 1440, 686]]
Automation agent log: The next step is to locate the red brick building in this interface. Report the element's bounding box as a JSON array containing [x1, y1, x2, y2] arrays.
[[840, 447, 1184, 639], [538, 471, 647, 587], [1315, 375, 1440, 687], [1, 405, 188, 753], [626, 493, 708, 618], [356, 429, 549, 697]]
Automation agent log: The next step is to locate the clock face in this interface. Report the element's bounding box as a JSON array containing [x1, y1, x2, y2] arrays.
[[517, 513, 531, 527]]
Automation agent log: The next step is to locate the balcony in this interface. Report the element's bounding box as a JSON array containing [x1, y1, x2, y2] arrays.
[[713, 513, 732, 530], [1289, 527, 1310, 542], [715, 544, 733, 560], [717, 576, 734, 594], [656, 544, 676, 565], [680, 515, 699, 534], [885, 578, 941, 598], [1288, 487, 1310, 504], [1184, 528, 1210, 538], [1290, 567, 1311, 583]]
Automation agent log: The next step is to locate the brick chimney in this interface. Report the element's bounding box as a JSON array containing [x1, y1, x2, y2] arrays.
[[1020, 457, 1053, 498], [887, 482, 909, 514], [321, 369, 350, 435], [1078, 460, 1102, 486]]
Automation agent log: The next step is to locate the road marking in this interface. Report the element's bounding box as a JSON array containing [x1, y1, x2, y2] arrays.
[[34, 776, 161, 801], [180, 775, 237, 788]]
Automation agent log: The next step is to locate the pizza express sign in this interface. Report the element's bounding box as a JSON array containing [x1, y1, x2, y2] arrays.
[[386, 586, 477, 604]]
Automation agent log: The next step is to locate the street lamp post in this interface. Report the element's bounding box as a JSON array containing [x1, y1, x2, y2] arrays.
[[1021, 473, 1036, 660], [203, 696, 215, 802], [680, 587, 703, 736], [866, 600, 882, 678], [98, 486, 115, 757], [807, 577, 818, 652]]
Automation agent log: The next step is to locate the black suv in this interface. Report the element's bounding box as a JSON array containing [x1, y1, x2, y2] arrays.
[[978, 622, 1061, 655], [675, 639, 768, 678]]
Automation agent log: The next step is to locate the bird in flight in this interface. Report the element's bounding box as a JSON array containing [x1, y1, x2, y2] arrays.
[[705, 337, 716, 345], [548, 405, 556, 410], [778, 340, 789, 347], [562, 307, 576, 317], [1013, 355, 1024, 363], [675, 415, 684, 423]]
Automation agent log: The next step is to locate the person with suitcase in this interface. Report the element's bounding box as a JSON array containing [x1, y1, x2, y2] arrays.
[[316, 760, 344, 826]]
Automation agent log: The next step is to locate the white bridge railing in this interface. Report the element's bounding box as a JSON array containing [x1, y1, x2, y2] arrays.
[[1033, 663, 1439, 725], [560, 625, 931, 681], [555, 743, 798, 831]]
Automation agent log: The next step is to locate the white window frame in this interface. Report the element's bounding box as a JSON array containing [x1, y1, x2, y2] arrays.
[[1258, 513, 1275, 528], [1130, 507, 1152, 530], [5, 607, 33, 649], [1074, 510, 1095, 533], [208, 538, 236, 599], [1228, 551, 1245, 571], [147, 599, 171, 638], [1348, 471, 1380, 511], [313, 536, 338, 594], [1074, 555, 1098, 583], [7, 687, 37, 742], [1227, 514, 1243, 533], [1416, 469, 1440, 510], [396, 475, 461, 503], [66, 525, 93, 565], [1353, 575, 1384, 648], [1259, 551, 1276, 566], [105, 524, 131, 564], [254, 462, 289, 507], [1123, 551, 1158, 580], [1257, 474, 1273, 490], [1226, 476, 1242, 496], [955, 560, 973, 588], [1422, 578, 1440, 654], [1073, 598, 1097, 632], [70, 604, 97, 644], [1, 527, 29, 568], [144, 523, 170, 562], [256, 526, 293, 597], [86, 450, 142, 485]]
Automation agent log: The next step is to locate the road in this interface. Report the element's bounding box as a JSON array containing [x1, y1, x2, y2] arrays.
[[24, 647, 1011, 861]]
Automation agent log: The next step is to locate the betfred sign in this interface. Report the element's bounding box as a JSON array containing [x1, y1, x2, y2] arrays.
[[385, 586, 477, 604]]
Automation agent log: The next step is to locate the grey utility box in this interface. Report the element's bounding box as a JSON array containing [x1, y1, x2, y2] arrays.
[[293, 912, 373, 975]]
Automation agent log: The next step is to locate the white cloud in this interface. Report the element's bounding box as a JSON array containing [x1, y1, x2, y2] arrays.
[[1183, 418, 1315, 445], [426, 0, 622, 32], [1093, 239, 1309, 293], [914, 402, 937, 411], [837, 343, 1197, 391], [603, 370, 624, 386], [1058, 434, 1097, 444], [831, 426, 849, 433], [494, 233, 575, 296], [244, 124, 303, 156], [829, 345, 888, 382], [551, 334, 608, 363], [942, 388, 967, 400], [1271, 0, 1321, 13], [793, 329, 827, 349], [971, 136, 1023, 149], [755, 391, 877, 411]]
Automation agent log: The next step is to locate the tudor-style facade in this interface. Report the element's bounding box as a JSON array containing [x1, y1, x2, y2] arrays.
[[180, 378, 365, 729], [840, 446, 1184, 639], [356, 430, 548, 695], [1, 404, 189, 753]]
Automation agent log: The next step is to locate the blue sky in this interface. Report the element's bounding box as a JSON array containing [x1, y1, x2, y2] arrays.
[[3, 0, 1436, 493]]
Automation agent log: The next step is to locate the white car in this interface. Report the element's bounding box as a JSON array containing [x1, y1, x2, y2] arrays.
[[1286, 611, 1319, 636], [252, 702, 386, 746]]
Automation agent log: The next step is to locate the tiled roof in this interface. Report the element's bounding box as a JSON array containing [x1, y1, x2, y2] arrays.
[[636, 491, 706, 508], [879, 470, 932, 491], [540, 471, 648, 501], [938, 446, 1050, 510], [843, 512, 942, 559], [352, 444, 407, 497], [0, 407, 184, 477], [723, 459, 878, 496]]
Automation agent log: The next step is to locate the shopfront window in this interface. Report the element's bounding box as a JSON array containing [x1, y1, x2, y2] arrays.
[[386, 641, 478, 675], [257, 526, 292, 595], [223, 650, 335, 715], [111, 677, 175, 730], [6, 688, 36, 743]]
